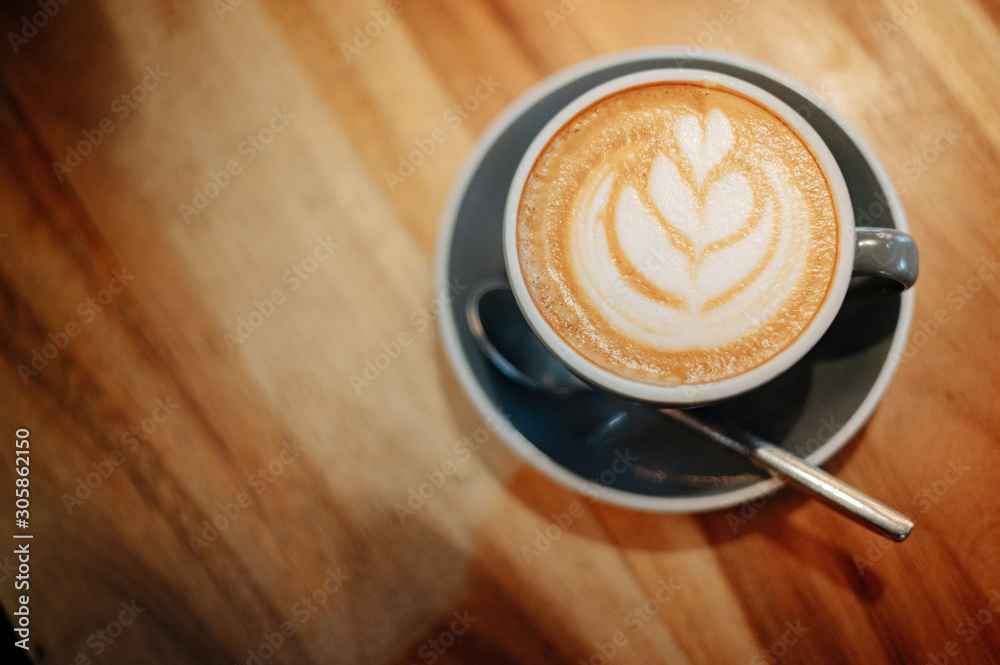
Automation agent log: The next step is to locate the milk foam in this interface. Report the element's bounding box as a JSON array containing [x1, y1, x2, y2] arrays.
[[572, 111, 806, 348], [517, 83, 838, 384]]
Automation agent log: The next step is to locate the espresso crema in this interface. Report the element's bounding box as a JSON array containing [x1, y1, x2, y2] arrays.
[[516, 82, 840, 385]]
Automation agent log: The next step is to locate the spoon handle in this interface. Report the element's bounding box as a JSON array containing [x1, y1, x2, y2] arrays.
[[665, 410, 913, 541], [752, 441, 913, 541]]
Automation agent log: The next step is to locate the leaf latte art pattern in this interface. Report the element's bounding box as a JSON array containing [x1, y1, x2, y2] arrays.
[[517, 83, 839, 385]]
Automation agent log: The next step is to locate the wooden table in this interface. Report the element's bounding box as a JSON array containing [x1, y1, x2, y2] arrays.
[[2, 1, 999, 663]]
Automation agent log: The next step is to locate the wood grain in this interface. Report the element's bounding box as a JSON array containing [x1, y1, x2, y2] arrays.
[[0, 1, 998, 663]]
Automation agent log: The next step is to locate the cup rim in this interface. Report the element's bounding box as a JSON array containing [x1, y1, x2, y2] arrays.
[[502, 67, 856, 405]]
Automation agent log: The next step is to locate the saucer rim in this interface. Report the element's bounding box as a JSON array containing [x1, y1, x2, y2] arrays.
[[434, 46, 914, 513]]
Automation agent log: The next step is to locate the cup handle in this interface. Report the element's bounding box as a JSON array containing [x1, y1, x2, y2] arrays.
[[853, 227, 919, 290]]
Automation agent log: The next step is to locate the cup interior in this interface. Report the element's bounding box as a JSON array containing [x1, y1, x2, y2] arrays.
[[503, 68, 856, 406]]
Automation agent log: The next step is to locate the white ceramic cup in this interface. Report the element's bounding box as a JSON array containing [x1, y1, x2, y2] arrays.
[[503, 69, 916, 406]]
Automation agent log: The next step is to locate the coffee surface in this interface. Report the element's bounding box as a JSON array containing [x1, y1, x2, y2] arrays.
[[516, 82, 840, 385]]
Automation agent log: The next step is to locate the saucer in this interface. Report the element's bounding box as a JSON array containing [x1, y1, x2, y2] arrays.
[[435, 48, 914, 513]]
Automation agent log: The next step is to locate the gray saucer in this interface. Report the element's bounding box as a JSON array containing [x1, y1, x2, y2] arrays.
[[435, 48, 914, 513]]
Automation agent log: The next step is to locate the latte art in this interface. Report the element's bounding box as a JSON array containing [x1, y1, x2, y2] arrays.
[[517, 83, 839, 385]]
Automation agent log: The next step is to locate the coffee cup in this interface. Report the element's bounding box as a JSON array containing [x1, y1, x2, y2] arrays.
[[503, 68, 917, 406]]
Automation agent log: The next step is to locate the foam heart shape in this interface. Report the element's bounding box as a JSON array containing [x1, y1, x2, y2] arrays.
[[675, 109, 734, 186], [616, 113, 766, 311]]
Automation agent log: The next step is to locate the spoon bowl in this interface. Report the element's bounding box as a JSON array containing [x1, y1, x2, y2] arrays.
[[466, 276, 590, 396]]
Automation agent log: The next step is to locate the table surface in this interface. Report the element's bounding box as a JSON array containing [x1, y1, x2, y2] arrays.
[[2, 1, 999, 663]]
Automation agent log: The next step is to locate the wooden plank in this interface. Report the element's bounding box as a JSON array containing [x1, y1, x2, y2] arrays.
[[0, 0, 998, 663]]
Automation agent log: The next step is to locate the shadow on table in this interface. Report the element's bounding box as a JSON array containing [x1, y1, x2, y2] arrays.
[[354, 494, 595, 665], [434, 336, 890, 603], [0, 1, 137, 132]]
